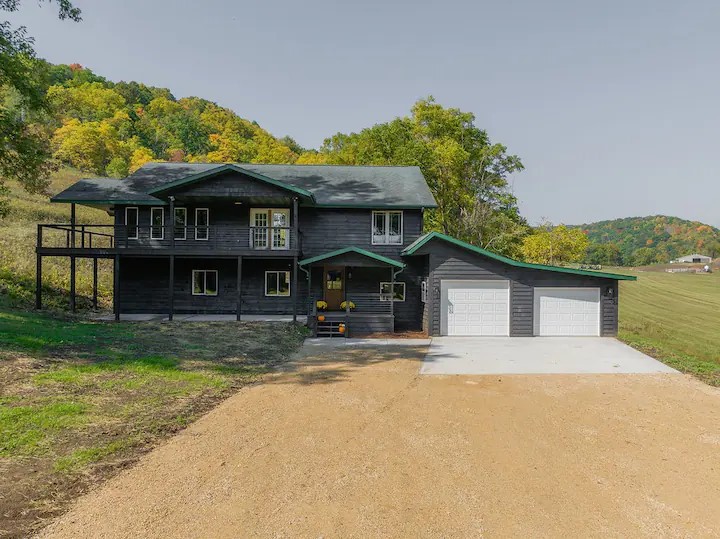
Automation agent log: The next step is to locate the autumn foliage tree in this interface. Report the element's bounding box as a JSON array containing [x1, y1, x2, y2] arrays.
[[521, 223, 589, 265]]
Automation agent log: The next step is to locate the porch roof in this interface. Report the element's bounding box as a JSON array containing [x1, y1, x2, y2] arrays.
[[298, 246, 405, 269]]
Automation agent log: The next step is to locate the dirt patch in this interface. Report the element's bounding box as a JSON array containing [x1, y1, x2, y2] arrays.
[[38, 346, 720, 538]]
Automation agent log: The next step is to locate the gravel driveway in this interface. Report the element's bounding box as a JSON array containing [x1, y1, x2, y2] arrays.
[[39, 344, 720, 538]]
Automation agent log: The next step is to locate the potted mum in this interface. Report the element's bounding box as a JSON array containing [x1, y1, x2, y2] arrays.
[[340, 300, 356, 311]]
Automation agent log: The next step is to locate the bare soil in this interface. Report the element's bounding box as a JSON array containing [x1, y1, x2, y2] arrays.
[[39, 345, 720, 538]]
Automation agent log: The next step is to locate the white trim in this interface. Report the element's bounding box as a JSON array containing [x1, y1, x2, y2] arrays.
[[174, 207, 187, 240], [264, 270, 291, 297], [533, 287, 601, 337], [371, 210, 403, 245], [440, 280, 510, 336], [191, 269, 218, 296], [379, 281, 406, 302], [250, 208, 291, 250], [150, 207, 164, 240], [195, 208, 209, 240], [125, 206, 138, 240]]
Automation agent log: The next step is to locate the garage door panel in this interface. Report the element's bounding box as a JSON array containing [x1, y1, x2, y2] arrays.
[[534, 288, 600, 336], [442, 280, 510, 336]]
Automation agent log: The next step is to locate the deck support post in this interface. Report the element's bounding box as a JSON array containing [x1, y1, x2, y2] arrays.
[[389, 266, 395, 331], [69, 256, 76, 313], [113, 254, 120, 321], [236, 256, 242, 321], [92, 257, 98, 310], [169, 196, 175, 250], [168, 255, 175, 321], [36, 225, 42, 310], [292, 256, 298, 323]]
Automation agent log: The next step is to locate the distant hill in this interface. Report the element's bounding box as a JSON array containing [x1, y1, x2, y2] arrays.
[[576, 216, 720, 266]]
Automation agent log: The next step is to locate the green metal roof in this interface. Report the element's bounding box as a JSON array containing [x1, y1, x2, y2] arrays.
[[298, 246, 405, 269], [402, 232, 637, 281], [146, 163, 316, 200]]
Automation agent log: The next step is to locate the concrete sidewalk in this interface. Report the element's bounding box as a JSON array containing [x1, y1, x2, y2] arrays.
[[422, 337, 679, 375]]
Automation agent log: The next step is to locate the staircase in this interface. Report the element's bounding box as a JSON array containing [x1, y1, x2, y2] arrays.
[[315, 319, 347, 338]]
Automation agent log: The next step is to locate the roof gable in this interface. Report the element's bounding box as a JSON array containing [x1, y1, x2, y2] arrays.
[[299, 247, 405, 268], [402, 232, 637, 281]]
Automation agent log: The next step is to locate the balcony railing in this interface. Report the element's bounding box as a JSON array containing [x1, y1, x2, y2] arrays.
[[37, 224, 298, 252]]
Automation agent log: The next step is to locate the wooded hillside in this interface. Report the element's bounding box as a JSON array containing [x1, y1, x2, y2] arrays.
[[579, 215, 720, 266]]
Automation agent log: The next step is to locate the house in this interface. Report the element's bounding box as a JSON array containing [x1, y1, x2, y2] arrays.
[[672, 253, 712, 264], [39, 162, 635, 337]]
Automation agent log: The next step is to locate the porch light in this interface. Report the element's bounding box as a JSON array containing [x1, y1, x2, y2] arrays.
[[234, 201, 243, 205], [347, 267, 353, 279], [605, 286, 614, 297]]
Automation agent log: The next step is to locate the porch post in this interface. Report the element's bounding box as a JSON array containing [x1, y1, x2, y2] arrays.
[[113, 254, 120, 321], [389, 266, 394, 325], [292, 256, 298, 323], [70, 203, 76, 248], [35, 224, 42, 310], [168, 255, 175, 321], [169, 196, 175, 250], [292, 197, 299, 250], [92, 257, 98, 310], [236, 256, 242, 321]]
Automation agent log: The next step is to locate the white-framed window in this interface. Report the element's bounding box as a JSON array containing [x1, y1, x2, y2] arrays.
[[195, 208, 209, 240], [150, 207, 164, 240], [421, 279, 428, 303], [372, 211, 403, 245], [250, 208, 290, 250], [265, 270, 291, 297], [125, 207, 138, 240], [174, 208, 187, 240], [380, 282, 405, 302], [192, 270, 218, 296]]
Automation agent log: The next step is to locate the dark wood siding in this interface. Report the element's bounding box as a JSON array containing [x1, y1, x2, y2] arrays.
[[118, 257, 306, 315], [416, 241, 619, 337], [170, 171, 295, 199]]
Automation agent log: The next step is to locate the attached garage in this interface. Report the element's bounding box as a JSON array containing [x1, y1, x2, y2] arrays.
[[441, 280, 509, 336], [533, 287, 600, 336], [402, 232, 637, 338]]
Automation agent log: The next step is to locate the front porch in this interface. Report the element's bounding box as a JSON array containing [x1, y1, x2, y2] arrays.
[[299, 246, 406, 338]]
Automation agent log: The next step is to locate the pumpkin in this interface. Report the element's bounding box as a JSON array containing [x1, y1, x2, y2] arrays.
[[317, 315, 325, 322], [338, 324, 346, 334]]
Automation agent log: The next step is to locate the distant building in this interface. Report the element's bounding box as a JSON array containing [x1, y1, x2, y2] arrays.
[[672, 253, 712, 264]]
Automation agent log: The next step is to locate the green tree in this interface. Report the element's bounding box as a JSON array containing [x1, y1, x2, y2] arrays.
[[629, 247, 657, 267], [585, 242, 622, 265], [521, 223, 590, 265], [105, 156, 129, 178], [309, 97, 526, 256], [52, 119, 120, 175], [47, 82, 126, 122], [0, 0, 81, 216]]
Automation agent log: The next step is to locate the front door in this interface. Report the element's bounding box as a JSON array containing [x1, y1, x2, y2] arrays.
[[324, 266, 345, 310]]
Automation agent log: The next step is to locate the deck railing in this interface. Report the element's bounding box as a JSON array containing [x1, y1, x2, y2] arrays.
[[37, 224, 297, 252]]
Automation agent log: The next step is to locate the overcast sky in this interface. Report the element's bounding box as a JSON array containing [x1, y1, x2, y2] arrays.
[[7, 0, 719, 226]]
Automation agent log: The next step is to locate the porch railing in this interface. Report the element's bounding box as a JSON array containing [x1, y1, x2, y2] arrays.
[[37, 224, 297, 252]]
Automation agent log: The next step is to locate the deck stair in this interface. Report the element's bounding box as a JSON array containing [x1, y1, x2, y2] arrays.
[[315, 319, 346, 338]]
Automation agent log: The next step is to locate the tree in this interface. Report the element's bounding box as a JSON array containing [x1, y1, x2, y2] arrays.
[[308, 97, 526, 256], [585, 242, 622, 265], [521, 223, 589, 265], [52, 119, 120, 174], [0, 0, 81, 216], [48, 82, 126, 122]]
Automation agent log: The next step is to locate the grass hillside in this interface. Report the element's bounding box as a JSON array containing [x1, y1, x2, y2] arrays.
[[580, 215, 720, 266], [0, 168, 113, 311], [619, 269, 720, 385]]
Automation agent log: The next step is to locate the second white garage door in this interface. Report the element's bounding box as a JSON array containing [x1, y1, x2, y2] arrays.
[[534, 287, 601, 336], [441, 280, 510, 336]]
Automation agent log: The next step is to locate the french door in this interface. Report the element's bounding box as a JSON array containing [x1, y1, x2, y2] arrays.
[[250, 208, 290, 250]]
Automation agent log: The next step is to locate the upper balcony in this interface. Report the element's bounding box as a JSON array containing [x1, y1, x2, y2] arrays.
[[36, 224, 300, 257]]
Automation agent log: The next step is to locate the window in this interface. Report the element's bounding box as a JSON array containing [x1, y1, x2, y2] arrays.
[[174, 208, 187, 240], [380, 282, 405, 302], [195, 208, 209, 240], [125, 207, 138, 240], [150, 207, 164, 240], [421, 279, 428, 303], [192, 270, 218, 296], [265, 271, 291, 297], [250, 208, 290, 250], [372, 211, 403, 245]]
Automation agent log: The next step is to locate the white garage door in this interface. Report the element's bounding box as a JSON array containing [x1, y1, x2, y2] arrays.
[[534, 288, 601, 336], [441, 280, 510, 336]]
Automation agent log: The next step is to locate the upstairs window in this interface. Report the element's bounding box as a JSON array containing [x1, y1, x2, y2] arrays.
[[150, 207, 164, 240], [195, 208, 209, 240], [372, 211, 403, 245], [174, 208, 187, 240], [125, 207, 138, 240]]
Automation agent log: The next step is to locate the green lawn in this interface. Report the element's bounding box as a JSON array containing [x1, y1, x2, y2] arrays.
[[0, 303, 307, 538], [619, 269, 720, 385]]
